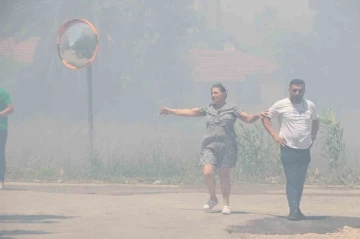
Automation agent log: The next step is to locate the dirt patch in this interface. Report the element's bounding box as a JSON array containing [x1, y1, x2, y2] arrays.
[[234, 227, 360, 239], [227, 215, 360, 235]]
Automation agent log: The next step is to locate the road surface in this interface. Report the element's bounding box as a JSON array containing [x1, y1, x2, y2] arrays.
[[1, 182, 360, 239]]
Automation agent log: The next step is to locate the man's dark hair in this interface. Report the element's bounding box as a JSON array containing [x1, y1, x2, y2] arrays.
[[289, 79, 305, 87]]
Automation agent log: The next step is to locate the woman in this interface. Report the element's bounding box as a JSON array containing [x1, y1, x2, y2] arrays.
[[159, 83, 267, 215]]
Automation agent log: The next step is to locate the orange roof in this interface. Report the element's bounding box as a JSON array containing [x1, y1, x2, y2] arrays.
[[0, 37, 40, 62], [0, 38, 280, 81], [187, 49, 280, 82]]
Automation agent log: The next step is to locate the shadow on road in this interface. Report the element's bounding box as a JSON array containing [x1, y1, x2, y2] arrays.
[[0, 214, 74, 224], [0, 214, 74, 239], [226, 215, 360, 235], [0, 229, 52, 239]]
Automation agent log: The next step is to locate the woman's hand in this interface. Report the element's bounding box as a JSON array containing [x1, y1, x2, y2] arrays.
[[239, 110, 268, 123], [258, 110, 269, 119], [159, 107, 172, 116]]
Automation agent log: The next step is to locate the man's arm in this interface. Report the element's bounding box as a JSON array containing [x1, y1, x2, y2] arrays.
[[261, 101, 287, 146], [310, 102, 320, 143], [262, 117, 287, 146], [262, 117, 278, 138], [311, 118, 320, 141], [0, 103, 14, 117]]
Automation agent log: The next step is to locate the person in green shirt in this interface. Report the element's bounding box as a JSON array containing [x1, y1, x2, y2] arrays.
[[0, 88, 14, 189]]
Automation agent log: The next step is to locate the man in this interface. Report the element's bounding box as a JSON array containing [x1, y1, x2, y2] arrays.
[[262, 79, 319, 221], [0, 87, 14, 190]]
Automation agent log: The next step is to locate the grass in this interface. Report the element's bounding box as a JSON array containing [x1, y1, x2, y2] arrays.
[[6, 115, 205, 184], [233, 122, 283, 184], [317, 109, 360, 185], [5, 110, 360, 186]]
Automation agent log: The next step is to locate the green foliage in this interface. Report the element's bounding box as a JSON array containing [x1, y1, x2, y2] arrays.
[[233, 122, 283, 183], [318, 108, 360, 185], [6, 112, 360, 186], [1, 1, 197, 114], [319, 108, 346, 170], [0, 56, 25, 89], [2, 2, 360, 186], [8, 148, 202, 185]]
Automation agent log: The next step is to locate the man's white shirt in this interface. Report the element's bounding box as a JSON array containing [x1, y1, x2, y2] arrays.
[[267, 98, 319, 149]]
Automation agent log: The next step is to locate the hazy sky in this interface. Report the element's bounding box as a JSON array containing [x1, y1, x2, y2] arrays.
[[219, 0, 316, 59], [227, 0, 315, 32]]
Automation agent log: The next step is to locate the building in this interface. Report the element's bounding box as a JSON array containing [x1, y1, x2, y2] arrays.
[[0, 37, 40, 63], [188, 0, 283, 110]]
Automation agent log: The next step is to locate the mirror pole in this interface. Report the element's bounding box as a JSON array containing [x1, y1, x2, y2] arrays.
[[87, 63, 94, 160]]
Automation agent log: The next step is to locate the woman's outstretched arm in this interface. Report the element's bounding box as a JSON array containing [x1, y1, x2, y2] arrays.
[[159, 107, 205, 117], [237, 110, 268, 123]]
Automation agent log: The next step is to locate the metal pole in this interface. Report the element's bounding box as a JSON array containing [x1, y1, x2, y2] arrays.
[[87, 64, 93, 160]]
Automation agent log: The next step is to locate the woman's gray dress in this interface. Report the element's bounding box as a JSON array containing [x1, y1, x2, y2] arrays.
[[199, 102, 241, 168]]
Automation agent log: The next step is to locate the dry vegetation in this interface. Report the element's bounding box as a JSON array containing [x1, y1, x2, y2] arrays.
[[6, 109, 360, 186]]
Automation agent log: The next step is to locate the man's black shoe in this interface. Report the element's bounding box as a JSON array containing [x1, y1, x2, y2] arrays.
[[288, 210, 301, 221], [298, 209, 306, 220]]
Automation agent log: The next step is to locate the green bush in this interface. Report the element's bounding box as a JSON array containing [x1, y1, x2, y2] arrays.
[[5, 110, 360, 186], [233, 122, 283, 183]]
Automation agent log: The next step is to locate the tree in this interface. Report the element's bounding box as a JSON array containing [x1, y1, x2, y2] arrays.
[[273, 0, 360, 112], [1, 0, 197, 121]]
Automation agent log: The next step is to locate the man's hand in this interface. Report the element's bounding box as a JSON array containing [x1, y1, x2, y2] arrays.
[[310, 135, 316, 148], [272, 134, 287, 146], [0, 103, 14, 117]]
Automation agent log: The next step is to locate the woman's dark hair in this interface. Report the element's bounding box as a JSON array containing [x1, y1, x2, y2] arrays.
[[211, 82, 227, 99]]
